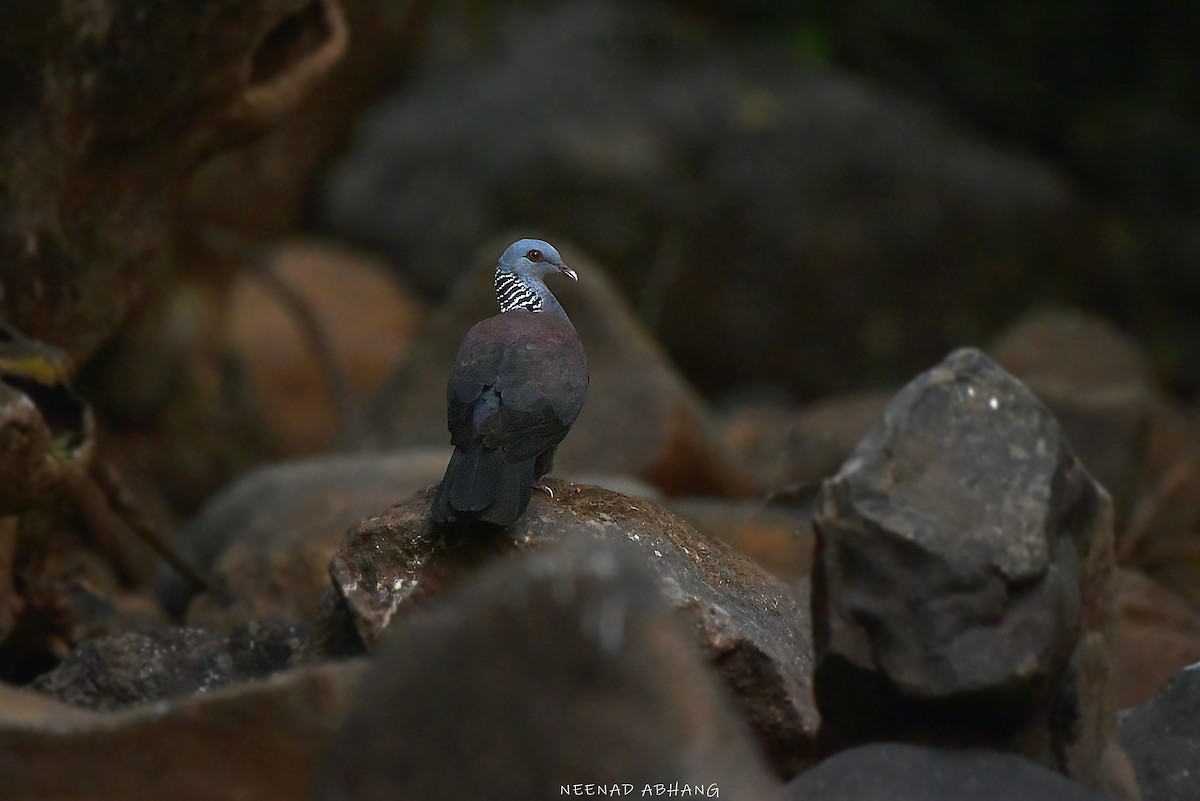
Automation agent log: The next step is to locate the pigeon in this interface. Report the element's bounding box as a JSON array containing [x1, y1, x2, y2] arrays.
[[431, 238, 588, 526]]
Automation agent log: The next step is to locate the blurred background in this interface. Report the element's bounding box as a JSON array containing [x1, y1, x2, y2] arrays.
[[53, 0, 1195, 510]]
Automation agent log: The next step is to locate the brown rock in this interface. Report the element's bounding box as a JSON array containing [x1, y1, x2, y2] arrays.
[[813, 348, 1128, 797], [1112, 569, 1200, 709], [165, 448, 448, 626], [322, 479, 817, 776], [669, 497, 814, 584], [721, 392, 891, 494], [0, 660, 366, 801], [225, 239, 427, 454], [314, 542, 779, 801], [0, 0, 347, 364], [362, 239, 757, 498]]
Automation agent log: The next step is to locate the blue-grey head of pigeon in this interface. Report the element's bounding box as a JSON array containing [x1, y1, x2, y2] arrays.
[[494, 238, 577, 314]]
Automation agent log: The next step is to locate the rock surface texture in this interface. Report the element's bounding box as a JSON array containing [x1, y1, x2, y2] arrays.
[[320, 479, 816, 776], [812, 348, 1130, 797], [314, 542, 779, 801]]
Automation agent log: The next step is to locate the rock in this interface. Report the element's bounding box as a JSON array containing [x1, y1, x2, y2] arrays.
[[784, 743, 1115, 801], [812, 348, 1127, 796], [320, 0, 1099, 399], [162, 448, 448, 625], [0, 660, 365, 801], [669, 498, 814, 584], [224, 238, 427, 454], [720, 392, 892, 494], [31, 622, 307, 711], [1119, 661, 1200, 801], [362, 239, 757, 498], [1112, 569, 1200, 709], [314, 542, 779, 800], [0, 0, 347, 364], [321, 478, 817, 776]]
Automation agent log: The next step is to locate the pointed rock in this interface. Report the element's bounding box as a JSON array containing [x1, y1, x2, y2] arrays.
[[812, 348, 1128, 797]]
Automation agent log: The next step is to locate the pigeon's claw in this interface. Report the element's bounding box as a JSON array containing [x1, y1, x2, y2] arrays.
[[534, 481, 555, 500]]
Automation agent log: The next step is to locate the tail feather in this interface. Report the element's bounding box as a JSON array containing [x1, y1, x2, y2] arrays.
[[432, 446, 537, 526]]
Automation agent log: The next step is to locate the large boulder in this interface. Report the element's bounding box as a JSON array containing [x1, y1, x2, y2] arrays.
[[319, 479, 817, 776], [812, 348, 1131, 797], [314, 542, 779, 800]]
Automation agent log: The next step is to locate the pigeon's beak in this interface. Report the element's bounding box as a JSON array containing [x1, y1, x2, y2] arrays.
[[557, 263, 578, 281]]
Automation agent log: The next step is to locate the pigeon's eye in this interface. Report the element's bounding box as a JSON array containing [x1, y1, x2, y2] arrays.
[[526, 249, 543, 262]]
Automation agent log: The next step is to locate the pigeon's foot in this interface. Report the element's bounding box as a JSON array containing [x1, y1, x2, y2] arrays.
[[534, 481, 555, 500]]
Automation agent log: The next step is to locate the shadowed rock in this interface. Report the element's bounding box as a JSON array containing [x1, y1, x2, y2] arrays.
[[812, 348, 1130, 797], [314, 541, 778, 801], [0, 660, 366, 801], [31, 622, 306, 711], [1119, 662, 1200, 801], [361, 240, 757, 498], [162, 449, 448, 626], [320, 479, 816, 776], [785, 743, 1114, 801]]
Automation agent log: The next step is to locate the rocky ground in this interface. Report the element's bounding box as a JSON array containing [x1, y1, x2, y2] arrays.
[[2, 1, 1199, 800]]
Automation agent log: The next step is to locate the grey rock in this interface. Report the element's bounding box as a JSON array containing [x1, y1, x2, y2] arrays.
[[31, 622, 307, 711], [813, 348, 1127, 796], [313, 542, 779, 801], [319, 478, 817, 776], [1120, 662, 1200, 801], [785, 743, 1115, 801]]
